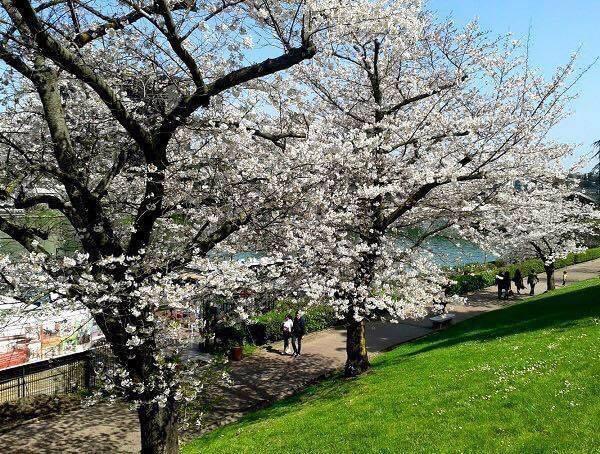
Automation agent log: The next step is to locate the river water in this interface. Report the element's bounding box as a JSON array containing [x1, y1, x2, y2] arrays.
[[400, 236, 495, 268]]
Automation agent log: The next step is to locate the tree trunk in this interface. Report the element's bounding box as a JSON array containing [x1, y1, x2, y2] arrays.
[[345, 319, 370, 377], [138, 400, 179, 454], [545, 263, 556, 291]]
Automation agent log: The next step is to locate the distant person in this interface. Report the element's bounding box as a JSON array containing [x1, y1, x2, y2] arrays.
[[527, 271, 539, 295], [562, 270, 568, 286], [281, 314, 293, 355], [292, 310, 306, 357], [513, 269, 525, 295], [502, 271, 511, 299], [495, 273, 504, 299]]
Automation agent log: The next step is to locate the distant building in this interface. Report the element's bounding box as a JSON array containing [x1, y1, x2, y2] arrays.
[[569, 172, 599, 204], [0, 297, 104, 370]]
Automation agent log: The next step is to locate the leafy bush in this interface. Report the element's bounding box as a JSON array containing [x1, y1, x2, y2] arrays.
[[447, 247, 600, 295], [569, 247, 600, 264], [248, 303, 338, 345], [446, 272, 496, 295], [213, 325, 246, 350]]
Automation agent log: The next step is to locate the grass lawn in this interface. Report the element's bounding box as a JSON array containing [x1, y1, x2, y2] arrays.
[[184, 279, 600, 453]]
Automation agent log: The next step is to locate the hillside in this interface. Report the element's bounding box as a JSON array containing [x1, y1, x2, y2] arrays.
[[185, 279, 600, 453]]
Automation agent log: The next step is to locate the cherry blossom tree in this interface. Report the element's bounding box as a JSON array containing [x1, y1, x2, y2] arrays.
[[282, 7, 583, 376], [481, 182, 600, 290], [0, 1, 389, 452]]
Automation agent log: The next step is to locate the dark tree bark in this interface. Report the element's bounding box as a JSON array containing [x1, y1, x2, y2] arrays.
[[345, 318, 370, 377], [138, 400, 179, 454], [545, 263, 556, 291]]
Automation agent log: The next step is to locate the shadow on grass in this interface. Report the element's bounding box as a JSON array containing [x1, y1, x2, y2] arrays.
[[379, 280, 600, 365]]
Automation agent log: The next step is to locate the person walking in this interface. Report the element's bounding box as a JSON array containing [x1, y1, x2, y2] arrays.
[[502, 271, 511, 299], [292, 310, 306, 357], [527, 271, 539, 295], [513, 269, 525, 295], [562, 270, 568, 286], [495, 273, 504, 299], [281, 314, 293, 355]]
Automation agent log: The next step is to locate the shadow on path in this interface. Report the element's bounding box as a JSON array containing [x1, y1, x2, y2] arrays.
[[0, 402, 138, 453]]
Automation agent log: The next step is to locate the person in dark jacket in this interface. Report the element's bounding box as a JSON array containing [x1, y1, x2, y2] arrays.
[[292, 310, 306, 357], [502, 271, 511, 299], [513, 269, 525, 295], [527, 272, 539, 295]]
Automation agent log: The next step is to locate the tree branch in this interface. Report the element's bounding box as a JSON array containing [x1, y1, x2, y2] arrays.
[[156, 44, 317, 147], [154, 215, 251, 275], [155, 0, 205, 89], [192, 119, 306, 149], [73, 0, 196, 47], [13, 0, 154, 151], [381, 173, 483, 230], [382, 76, 467, 116], [0, 214, 49, 253]]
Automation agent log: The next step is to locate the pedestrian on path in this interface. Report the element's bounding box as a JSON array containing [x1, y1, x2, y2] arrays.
[[495, 273, 504, 299], [282, 314, 293, 355], [527, 271, 539, 295], [562, 270, 568, 286], [502, 271, 511, 299], [513, 269, 525, 295], [292, 310, 306, 357]]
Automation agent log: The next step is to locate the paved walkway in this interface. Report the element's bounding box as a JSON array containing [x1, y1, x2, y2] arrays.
[[1, 260, 599, 453]]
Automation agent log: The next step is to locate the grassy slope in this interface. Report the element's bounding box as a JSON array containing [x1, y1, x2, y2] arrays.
[[185, 279, 600, 454]]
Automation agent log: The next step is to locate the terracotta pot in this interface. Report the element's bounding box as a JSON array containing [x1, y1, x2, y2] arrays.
[[230, 346, 243, 361]]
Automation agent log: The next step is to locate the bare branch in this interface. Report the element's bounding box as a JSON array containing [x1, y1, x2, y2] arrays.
[[0, 214, 49, 253], [73, 0, 196, 47], [383, 76, 467, 116], [381, 172, 483, 230], [155, 0, 205, 89]]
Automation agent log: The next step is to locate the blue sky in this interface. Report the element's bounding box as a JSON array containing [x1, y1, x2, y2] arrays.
[[428, 0, 600, 170]]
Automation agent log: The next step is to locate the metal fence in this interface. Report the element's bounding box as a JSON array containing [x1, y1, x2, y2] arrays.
[[0, 347, 113, 403]]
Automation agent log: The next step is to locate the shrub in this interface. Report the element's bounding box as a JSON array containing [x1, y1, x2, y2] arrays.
[[248, 303, 338, 345]]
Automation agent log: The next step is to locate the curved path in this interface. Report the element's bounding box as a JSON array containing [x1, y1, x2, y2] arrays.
[[1, 260, 598, 453]]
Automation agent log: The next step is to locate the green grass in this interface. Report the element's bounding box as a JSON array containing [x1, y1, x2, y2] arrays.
[[184, 279, 600, 454], [242, 343, 259, 356]]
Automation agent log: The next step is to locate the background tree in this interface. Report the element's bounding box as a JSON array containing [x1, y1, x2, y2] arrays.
[[283, 7, 582, 376], [482, 182, 600, 290], [0, 1, 384, 452]]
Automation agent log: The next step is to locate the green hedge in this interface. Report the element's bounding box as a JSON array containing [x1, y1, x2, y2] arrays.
[[447, 247, 600, 296], [248, 302, 337, 345]]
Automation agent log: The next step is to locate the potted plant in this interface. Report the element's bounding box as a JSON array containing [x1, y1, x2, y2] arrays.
[[229, 342, 243, 361], [215, 325, 245, 361]]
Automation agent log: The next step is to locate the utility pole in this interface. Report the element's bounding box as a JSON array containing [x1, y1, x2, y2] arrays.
[[594, 140, 600, 198]]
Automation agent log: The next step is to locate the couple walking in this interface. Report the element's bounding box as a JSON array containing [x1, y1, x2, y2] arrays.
[[282, 311, 306, 357], [516, 269, 540, 295], [496, 268, 539, 299]]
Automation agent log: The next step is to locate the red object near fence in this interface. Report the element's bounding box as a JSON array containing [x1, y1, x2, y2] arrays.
[[230, 346, 243, 361], [0, 348, 29, 370]]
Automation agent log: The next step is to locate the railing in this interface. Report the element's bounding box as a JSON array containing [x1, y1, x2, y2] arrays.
[[0, 347, 113, 403]]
